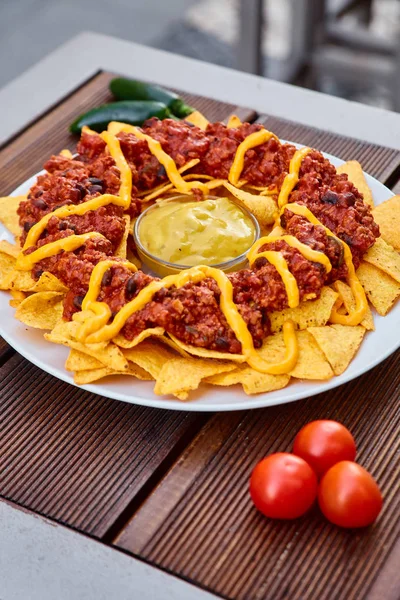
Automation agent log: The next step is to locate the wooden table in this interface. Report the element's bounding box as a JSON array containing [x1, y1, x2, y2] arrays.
[[0, 33, 400, 600]]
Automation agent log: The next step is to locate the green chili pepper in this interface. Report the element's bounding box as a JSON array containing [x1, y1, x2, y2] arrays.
[[70, 101, 171, 134], [109, 78, 195, 119]]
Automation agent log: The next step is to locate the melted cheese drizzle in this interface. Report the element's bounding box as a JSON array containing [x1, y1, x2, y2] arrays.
[[77, 263, 298, 375], [246, 234, 332, 309], [107, 121, 210, 195], [278, 147, 312, 208], [283, 203, 368, 325], [228, 129, 278, 187], [16, 232, 104, 271]]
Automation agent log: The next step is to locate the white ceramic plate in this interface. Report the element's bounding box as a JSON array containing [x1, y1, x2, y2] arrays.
[[1, 147, 399, 411]]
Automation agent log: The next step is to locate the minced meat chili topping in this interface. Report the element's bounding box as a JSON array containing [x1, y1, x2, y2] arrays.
[[18, 119, 380, 354]]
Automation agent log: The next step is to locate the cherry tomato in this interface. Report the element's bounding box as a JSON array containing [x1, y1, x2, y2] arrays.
[[293, 420, 356, 477], [318, 461, 383, 528], [249, 453, 318, 519]]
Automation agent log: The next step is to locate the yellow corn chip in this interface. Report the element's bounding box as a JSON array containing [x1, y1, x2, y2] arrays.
[[15, 291, 64, 330], [308, 324, 365, 375], [45, 320, 128, 371], [336, 161, 374, 207], [364, 237, 400, 283], [0, 195, 24, 237], [332, 280, 374, 330], [0, 240, 20, 258], [270, 287, 338, 333], [372, 196, 400, 250], [154, 357, 236, 398], [356, 262, 400, 316], [226, 114, 242, 129], [206, 367, 290, 395], [65, 349, 104, 371], [74, 362, 152, 385], [3, 269, 68, 293], [123, 340, 177, 378], [0, 252, 17, 289], [222, 181, 277, 226], [184, 110, 209, 130], [167, 333, 246, 363], [113, 327, 165, 348], [257, 330, 333, 380]]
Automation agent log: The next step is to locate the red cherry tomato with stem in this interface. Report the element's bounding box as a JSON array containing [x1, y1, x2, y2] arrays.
[[250, 453, 318, 519], [318, 461, 383, 528], [293, 420, 356, 478]]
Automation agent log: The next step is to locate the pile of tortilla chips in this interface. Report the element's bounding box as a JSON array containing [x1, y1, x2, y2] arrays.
[[1, 158, 400, 400]]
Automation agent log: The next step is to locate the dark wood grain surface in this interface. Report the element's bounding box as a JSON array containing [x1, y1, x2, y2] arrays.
[[0, 71, 399, 600], [116, 351, 400, 600]]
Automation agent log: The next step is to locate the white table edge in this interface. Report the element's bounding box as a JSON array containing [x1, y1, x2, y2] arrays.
[[0, 498, 220, 600], [0, 31, 400, 150]]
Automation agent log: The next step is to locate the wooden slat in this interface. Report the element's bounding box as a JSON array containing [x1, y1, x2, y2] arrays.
[[390, 178, 400, 195], [115, 349, 400, 600], [0, 353, 208, 537], [0, 337, 13, 363], [257, 114, 400, 185]]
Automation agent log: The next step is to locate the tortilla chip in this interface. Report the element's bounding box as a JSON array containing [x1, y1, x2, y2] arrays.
[[0, 252, 18, 289], [258, 330, 333, 380], [74, 362, 152, 385], [206, 367, 290, 395], [15, 291, 64, 330], [123, 340, 178, 378], [113, 327, 165, 348], [308, 324, 365, 375], [226, 115, 242, 129], [332, 280, 374, 330], [156, 335, 191, 357], [65, 349, 104, 371], [0, 195, 24, 237], [270, 287, 338, 333], [356, 262, 400, 316], [154, 357, 236, 398], [372, 196, 400, 250], [114, 215, 131, 258], [222, 181, 277, 226], [364, 237, 400, 283], [45, 320, 128, 371], [3, 269, 68, 293], [336, 161, 374, 207], [167, 333, 246, 363], [0, 240, 20, 258], [10, 289, 27, 308], [184, 110, 209, 130]]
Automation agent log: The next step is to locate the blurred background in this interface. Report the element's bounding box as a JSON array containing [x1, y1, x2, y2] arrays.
[[1, 0, 400, 110]]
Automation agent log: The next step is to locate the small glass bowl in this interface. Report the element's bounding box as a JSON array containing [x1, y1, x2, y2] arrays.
[[133, 195, 260, 278]]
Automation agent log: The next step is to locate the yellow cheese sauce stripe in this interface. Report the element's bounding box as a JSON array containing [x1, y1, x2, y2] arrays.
[[247, 320, 298, 374], [76, 259, 138, 341], [23, 194, 124, 250], [106, 122, 209, 195], [283, 203, 368, 325], [278, 147, 312, 209], [247, 235, 332, 274], [77, 264, 298, 375], [249, 250, 299, 309], [228, 129, 279, 187], [100, 132, 132, 206], [22, 132, 132, 251], [16, 233, 105, 271]]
